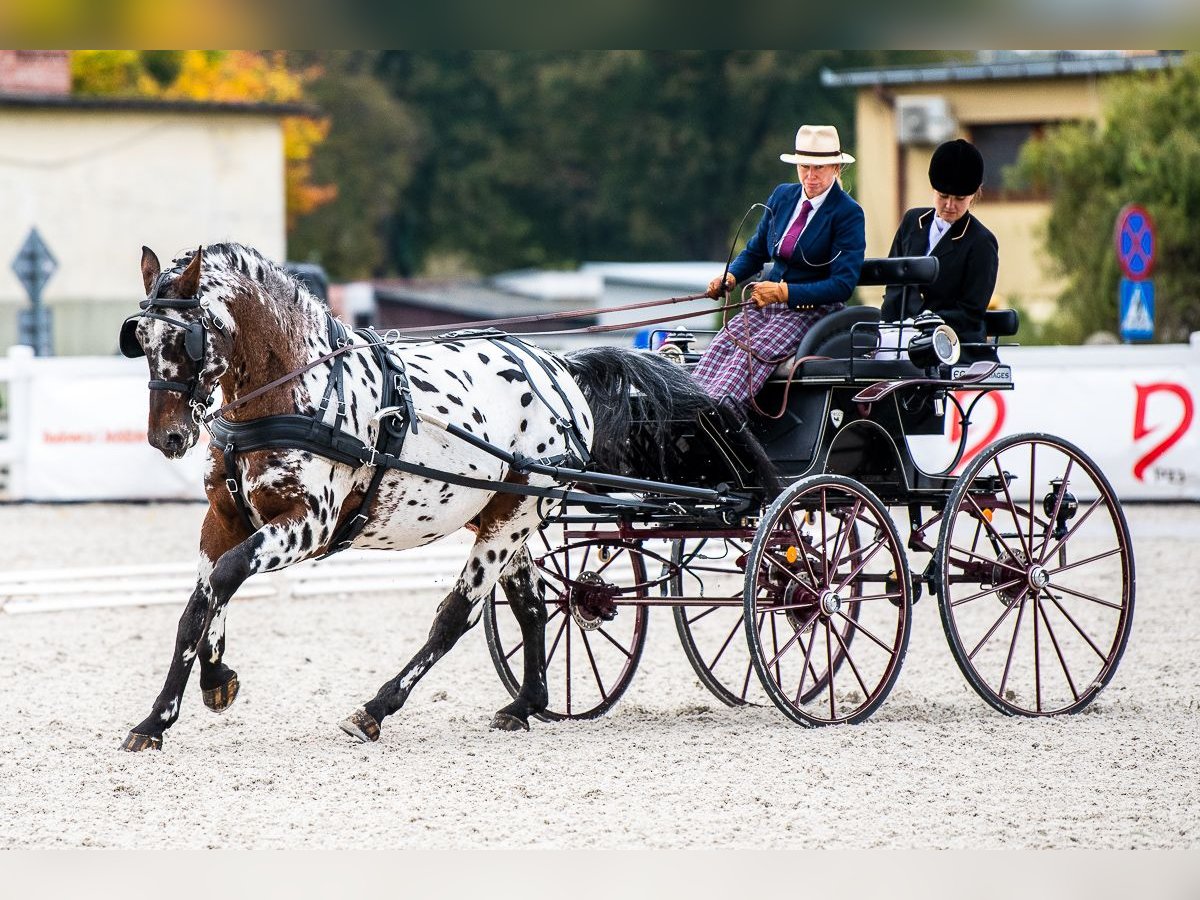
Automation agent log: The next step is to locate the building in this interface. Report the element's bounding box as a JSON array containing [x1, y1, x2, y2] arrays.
[[0, 51, 306, 355], [822, 50, 1186, 320]]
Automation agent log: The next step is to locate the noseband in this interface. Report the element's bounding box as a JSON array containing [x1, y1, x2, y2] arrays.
[[120, 271, 216, 418]]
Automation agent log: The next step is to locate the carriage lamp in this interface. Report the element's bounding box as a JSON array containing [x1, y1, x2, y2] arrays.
[[1043, 477, 1078, 538], [906, 312, 961, 369]]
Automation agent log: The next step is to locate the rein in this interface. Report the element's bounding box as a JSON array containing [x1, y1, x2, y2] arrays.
[[204, 293, 743, 424]]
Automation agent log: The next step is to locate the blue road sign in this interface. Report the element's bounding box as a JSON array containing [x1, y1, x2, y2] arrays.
[[1114, 205, 1155, 280], [1119, 277, 1154, 341]]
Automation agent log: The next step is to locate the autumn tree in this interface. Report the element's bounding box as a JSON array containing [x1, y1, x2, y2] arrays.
[[72, 50, 335, 230], [1015, 52, 1200, 342]]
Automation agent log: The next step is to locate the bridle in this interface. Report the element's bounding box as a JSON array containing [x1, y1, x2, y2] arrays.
[[119, 272, 220, 421]]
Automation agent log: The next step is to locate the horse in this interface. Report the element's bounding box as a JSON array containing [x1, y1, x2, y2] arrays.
[[118, 242, 774, 751]]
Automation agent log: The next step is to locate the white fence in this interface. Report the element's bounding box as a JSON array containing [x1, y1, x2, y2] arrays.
[[1, 338, 1199, 502]]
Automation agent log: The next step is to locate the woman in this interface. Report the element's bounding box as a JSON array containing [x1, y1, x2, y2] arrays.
[[693, 124, 866, 405], [881, 138, 999, 360]]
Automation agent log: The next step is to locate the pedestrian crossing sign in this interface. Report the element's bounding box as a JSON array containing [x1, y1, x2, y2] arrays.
[[1119, 278, 1154, 341]]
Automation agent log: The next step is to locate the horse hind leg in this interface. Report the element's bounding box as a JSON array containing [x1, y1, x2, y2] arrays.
[[489, 544, 548, 732], [341, 496, 544, 743]]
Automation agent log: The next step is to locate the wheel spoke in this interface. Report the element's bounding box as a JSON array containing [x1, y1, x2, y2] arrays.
[[963, 492, 1023, 564], [1045, 590, 1110, 661], [793, 620, 819, 705], [762, 549, 821, 597], [1033, 588, 1043, 713], [994, 457, 1032, 561], [595, 622, 635, 659], [830, 620, 870, 698], [686, 604, 723, 627], [967, 595, 1022, 661], [706, 611, 745, 672], [834, 609, 893, 654], [997, 595, 1028, 698], [1046, 547, 1124, 581], [764, 609, 820, 669], [833, 529, 889, 597], [825, 619, 836, 719], [947, 542, 1027, 576], [1044, 579, 1124, 611], [1036, 458, 1075, 561], [1037, 496, 1105, 566], [579, 630, 609, 702], [950, 576, 1025, 607], [1036, 594, 1080, 702], [828, 499, 862, 576], [546, 615, 568, 665]]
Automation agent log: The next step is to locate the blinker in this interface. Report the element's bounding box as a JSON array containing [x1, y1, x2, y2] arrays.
[[120, 316, 145, 358]]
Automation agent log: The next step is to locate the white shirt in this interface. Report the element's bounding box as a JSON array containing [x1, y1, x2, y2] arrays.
[[776, 182, 835, 253], [927, 215, 953, 254]]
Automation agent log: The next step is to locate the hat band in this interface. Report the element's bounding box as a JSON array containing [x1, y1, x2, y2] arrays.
[[792, 148, 842, 157]]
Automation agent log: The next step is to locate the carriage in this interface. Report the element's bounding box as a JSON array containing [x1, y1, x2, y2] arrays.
[[481, 256, 1135, 727], [119, 244, 1134, 749]]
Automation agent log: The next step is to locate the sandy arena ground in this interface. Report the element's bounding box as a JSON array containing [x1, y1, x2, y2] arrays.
[[0, 501, 1196, 850]]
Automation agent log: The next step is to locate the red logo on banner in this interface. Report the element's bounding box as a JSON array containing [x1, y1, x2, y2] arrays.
[[1132, 382, 1194, 482], [950, 391, 1007, 472]]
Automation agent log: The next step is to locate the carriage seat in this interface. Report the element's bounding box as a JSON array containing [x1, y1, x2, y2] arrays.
[[768, 256, 939, 382]]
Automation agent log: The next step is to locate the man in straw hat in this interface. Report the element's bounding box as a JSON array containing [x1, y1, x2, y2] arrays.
[[881, 138, 999, 360], [694, 124, 866, 405]]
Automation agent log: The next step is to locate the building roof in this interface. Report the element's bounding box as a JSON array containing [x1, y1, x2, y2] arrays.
[[580, 261, 722, 291], [373, 278, 597, 324], [0, 92, 313, 116], [820, 50, 1186, 88]]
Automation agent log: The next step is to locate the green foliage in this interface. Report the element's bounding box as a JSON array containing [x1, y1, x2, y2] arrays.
[[140, 50, 183, 88], [291, 51, 943, 279], [1014, 53, 1200, 343]]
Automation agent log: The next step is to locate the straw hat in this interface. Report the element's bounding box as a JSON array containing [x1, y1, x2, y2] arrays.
[[779, 124, 856, 166]]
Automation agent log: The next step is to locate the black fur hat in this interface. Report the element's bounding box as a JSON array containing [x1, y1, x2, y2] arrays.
[[928, 139, 984, 195]]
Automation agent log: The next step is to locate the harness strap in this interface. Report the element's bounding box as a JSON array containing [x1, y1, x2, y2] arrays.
[[500, 335, 593, 465]]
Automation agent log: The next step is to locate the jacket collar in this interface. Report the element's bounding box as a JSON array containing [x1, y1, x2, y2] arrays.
[[918, 209, 974, 257]]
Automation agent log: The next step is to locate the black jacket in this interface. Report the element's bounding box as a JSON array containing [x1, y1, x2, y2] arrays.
[[881, 208, 999, 354]]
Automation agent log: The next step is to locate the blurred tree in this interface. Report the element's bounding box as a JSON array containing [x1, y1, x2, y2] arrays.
[[1014, 52, 1200, 343], [71, 50, 335, 231], [287, 53, 423, 279], [354, 50, 943, 276]]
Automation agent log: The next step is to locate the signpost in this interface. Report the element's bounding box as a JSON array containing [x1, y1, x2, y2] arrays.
[[11, 228, 57, 356], [1114, 205, 1155, 342]]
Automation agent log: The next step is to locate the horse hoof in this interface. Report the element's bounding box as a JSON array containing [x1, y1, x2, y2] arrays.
[[202, 674, 240, 713], [490, 712, 530, 732], [339, 709, 380, 743], [121, 732, 163, 752]]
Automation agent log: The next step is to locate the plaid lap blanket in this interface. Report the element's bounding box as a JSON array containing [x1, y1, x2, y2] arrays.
[[691, 302, 842, 403]]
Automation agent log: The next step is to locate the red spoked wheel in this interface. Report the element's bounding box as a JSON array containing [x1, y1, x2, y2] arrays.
[[672, 531, 863, 708], [483, 526, 650, 720], [743, 475, 911, 726], [934, 433, 1135, 716]]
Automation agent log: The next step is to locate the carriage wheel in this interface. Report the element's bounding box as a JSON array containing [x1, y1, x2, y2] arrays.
[[934, 433, 1134, 716], [483, 528, 649, 721], [672, 532, 863, 708], [743, 475, 911, 726]]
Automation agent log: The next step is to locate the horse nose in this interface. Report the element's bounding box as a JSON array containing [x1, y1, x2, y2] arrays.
[[162, 431, 186, 455]]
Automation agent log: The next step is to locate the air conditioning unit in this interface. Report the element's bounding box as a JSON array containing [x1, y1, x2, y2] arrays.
[[897, 96, 957, 145]]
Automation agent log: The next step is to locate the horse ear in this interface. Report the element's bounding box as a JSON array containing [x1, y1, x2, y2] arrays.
[[140, 246, 161, 295], [176, 246, 203, 298]]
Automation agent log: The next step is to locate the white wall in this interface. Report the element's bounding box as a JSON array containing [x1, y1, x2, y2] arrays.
[[0, 108, 286, 354]]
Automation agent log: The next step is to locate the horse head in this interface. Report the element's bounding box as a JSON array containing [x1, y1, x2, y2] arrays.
[[121, 246, 231, 458]]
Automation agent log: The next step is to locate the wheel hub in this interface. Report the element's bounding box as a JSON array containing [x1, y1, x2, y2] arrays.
[[569, 571, 619, 631], [820, 589, 842, 617], [1028, 564, 1049, 591], [993, 549, 1029, 606]]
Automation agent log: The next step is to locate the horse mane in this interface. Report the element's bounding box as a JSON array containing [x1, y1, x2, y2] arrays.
[[169, 243, 318, 315]]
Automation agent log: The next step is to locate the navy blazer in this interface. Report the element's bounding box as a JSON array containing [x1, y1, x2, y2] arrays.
[[881, 207, 999, 350], [728, 181, 866, 310]]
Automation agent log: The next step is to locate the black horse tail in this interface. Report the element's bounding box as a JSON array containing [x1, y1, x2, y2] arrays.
[[563, 346, 779, 497]]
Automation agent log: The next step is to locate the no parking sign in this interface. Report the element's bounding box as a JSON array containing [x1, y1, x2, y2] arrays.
[[1115, 204, 1156, 341]]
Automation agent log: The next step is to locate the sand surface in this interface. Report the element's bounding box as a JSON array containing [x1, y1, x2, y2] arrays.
[[0, 501, 1196, 849]]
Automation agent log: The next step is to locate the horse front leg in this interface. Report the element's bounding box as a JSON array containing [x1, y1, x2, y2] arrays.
[[121, 506, 307, 751], [195, 508, 253, 714]]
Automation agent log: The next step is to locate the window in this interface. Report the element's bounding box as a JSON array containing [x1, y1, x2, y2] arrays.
[[968, 123, 1050, 201]]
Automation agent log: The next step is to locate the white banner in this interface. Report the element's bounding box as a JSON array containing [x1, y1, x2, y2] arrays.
[[6, 351, 207, 501]]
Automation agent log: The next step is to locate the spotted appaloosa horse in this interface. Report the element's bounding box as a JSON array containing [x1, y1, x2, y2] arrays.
[[119, 243, 769, 751]]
